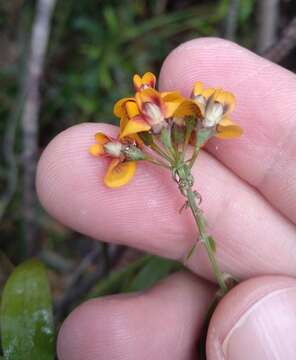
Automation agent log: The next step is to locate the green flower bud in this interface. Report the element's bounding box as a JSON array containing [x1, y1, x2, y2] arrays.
[[123, 145, 147, 161]]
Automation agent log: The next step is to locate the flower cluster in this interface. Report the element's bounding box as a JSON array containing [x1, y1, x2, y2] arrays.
[[89, 72, 243, 294], [89, 72, 242, 188]]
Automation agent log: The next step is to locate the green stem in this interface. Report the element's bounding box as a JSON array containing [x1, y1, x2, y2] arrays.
[[150, 143, 173, 163], [145, 157, 170, 169], [185, 187, 228, 293], [180, 125, 192, 162], [188, 147, 200, 168]]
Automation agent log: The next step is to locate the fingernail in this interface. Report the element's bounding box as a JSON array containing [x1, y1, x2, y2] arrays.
[[222, 287, 296, 360]]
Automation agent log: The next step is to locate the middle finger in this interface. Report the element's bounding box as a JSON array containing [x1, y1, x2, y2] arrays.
[[37, 123, 296, 282]]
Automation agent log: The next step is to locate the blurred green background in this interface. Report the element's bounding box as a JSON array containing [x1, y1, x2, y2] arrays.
[[0, 1, 296, 354]]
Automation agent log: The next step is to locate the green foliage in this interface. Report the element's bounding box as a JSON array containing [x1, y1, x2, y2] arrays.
[[207, 236, 216, 253], [186, 243, 197, 261], [88, 255, 181, 298], [88, 255, 152, 298], [42, 0, 227, 130], [0, 260, 54, 360], [238, 0, 256, 23], [124, 256, 181, 292], [218, 0, 256, 22]]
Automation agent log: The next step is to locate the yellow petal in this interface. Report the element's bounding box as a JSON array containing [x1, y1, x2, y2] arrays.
[[142, 72, 156, 88], [215, 91, 236, 113], [162, 91, 185, 118], [118, 116, 144, 147], [104, 159, 136, 188], [202, 88, 216, 99], [133, 74, 142, 91], [95, 132, 109, 144], [218, 116, 235, 127], [216, 117, 243, 139], [120, 117, 151, 139], [120, 115, 128, 133], [126, 101, 140, 118], [118, 101, 140, 133], [173, 99, 201, 118], [136, 88, 161, 104], [113, 97, 135, 118], [193, 82, 204, 96], [133, 72, 156, 91], [89, 143, 104, 156], [165, 100, 184, 118], [161, 91, 182, 101]]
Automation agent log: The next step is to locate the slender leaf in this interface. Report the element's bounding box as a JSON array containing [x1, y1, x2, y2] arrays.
[[186, 243, 197, 261], [87, 256, 152, 298], [207, 236, 216, 253], [0, 260, 54, 360], [124, 256, 182, 292]]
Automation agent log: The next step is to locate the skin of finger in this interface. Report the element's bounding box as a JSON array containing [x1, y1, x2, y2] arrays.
[[206, 276, 296, 360], [36, 123, 296, 281], [57, 271, 215, 360], [159, 37, 296, 225]]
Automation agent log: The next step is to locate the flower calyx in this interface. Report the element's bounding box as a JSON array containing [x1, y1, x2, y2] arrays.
[[192, 82, 243, 139]]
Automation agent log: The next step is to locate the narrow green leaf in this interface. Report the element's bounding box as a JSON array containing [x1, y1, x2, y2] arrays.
[[185, 243, 197, 261], [87, 256, 151, 298], [1, 260, 54, 360], [124, 256, 181, 292], [207, 236, 216, 253]]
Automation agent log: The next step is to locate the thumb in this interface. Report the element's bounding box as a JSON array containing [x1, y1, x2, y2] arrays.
[[207, 276, 296, 360]]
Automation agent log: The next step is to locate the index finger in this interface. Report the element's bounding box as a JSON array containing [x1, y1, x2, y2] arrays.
[[159, 37, 296, 224]]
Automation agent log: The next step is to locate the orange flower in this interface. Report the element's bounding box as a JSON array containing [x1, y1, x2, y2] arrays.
[[192, 82, 243, 139], [133, 72, 156, 91], [114, 89, 200, 138], [89, 132, 136, 188]]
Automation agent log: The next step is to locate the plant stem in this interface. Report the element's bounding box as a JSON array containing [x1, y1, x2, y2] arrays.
[[188, 147, 200, 168], [185, 187, 228, 293], [175, 163, 228, 294], [145, 157, 170, 169], [150, 143, 173, 162]]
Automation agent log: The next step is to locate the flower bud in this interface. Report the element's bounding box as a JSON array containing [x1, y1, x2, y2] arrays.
[[144, 102, 167, 134], [203, 102, 224, 127], [122, 145, 147, 161], [104, 141, 123, 157]]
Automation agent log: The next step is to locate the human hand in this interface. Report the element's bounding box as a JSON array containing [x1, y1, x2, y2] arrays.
[[37, 38, 296, 360]]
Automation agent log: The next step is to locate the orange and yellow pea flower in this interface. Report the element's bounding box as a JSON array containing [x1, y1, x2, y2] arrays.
[[133, 72, 156, 91], [192, 82, 243, 139], [114, 89, 201, 139], [115, 72, 202, 138], [89, 132, 136, 188]]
